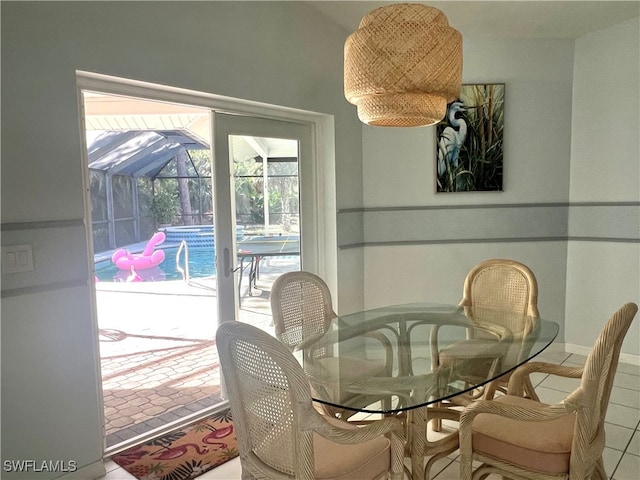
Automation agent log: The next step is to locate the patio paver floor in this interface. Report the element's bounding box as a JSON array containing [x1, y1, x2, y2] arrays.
[[97, 256, 296, 449]]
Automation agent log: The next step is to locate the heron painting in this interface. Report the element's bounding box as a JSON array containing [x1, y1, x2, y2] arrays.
[[436, 84, 504, 192]]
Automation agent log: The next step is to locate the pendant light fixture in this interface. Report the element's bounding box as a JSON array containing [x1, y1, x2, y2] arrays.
[[344, 3, 463, 127]]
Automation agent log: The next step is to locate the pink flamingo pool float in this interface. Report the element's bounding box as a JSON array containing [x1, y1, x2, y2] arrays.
[[111, 231, 166, 271]]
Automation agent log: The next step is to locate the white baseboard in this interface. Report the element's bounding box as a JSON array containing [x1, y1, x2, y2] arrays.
[[55, 460, 105, 480], [564, 343, 640, 366]]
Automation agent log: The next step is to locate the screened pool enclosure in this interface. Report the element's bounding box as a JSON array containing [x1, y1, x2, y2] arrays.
[[87, 129, 300, 254]]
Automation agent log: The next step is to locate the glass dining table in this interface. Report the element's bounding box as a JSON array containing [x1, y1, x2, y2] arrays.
[[294, 303, 559, 480]]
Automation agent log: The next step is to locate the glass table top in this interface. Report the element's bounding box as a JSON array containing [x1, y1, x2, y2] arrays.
[[295, 303, 559, 414]]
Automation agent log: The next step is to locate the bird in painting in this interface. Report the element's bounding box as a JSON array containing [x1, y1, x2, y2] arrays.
[[437, 101, 467, 178]]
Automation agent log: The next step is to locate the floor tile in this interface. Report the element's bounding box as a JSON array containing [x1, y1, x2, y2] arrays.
[[626, 428, 640, 456], [611, 450, 640, 480], [564, 353, 588, 366], [616, 362, 640, 376], [614, 371, 640, 391], [198, 458, 242, 479], [603, 446, 624, 477], [536, 371, 581, 393], [609, 385, 640, 409], [432, 457, 463, 479], [605, 423, 637, 452], [532, 385, 571, 404], [606, 403, 640, 428]]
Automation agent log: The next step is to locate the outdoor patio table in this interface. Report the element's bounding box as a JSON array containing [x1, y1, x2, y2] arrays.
[[236, 235, 300, 299], [294, 303, 559, 480]]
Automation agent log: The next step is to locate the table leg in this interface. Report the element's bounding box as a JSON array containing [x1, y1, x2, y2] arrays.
[[248, 256, 259, 296], [406, 406, 460, 480], [237, 257, 245, 305], [409, 407, 427, 480]]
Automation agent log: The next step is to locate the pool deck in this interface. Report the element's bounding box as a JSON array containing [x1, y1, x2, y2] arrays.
[[97, 255, 298, 452]]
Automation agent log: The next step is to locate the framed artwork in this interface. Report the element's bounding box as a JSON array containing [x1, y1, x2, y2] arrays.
[[436, 83, 504, 192]]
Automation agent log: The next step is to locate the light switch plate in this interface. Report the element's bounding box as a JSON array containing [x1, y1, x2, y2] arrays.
[[1, 244, 34, 273]]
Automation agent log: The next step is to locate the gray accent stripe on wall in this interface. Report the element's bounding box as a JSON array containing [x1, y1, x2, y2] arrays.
[[337, 202, 640, 249], [568, 204, 640, 240]]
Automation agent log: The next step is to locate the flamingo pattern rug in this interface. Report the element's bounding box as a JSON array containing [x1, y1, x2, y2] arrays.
[[112, 410, 238, 480]]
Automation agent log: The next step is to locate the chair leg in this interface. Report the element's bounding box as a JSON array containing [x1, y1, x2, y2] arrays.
[[388, 431, 404, 480]]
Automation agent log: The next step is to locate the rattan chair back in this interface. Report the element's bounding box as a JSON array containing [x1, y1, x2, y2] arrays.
[[271, 271, 336, 350], [217, 321, 314, 477], [433, 259, 541, 404], [572, 302, 638, 474], [216, 321, 405, 480], [460, 258, 539, 318], [459, 302, 638, 480]]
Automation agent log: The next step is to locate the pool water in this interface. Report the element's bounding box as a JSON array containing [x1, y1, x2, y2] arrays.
[[95, 247, 216, 282]]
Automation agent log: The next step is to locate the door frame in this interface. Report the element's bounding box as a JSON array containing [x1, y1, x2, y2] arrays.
[[76, 70, 338, 451], [77, 70, 337, 288]]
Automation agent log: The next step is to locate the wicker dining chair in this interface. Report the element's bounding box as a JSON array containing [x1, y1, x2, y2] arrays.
[[271, 271, 394, 418], [433, 259, 541, 402], [458, 302, 638, 480], [216, 321, 405, 480]]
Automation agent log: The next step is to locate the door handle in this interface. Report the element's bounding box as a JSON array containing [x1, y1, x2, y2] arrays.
[[223, 247, 241, 277]]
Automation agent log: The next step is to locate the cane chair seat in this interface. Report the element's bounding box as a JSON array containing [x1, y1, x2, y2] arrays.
[[459, 302, 638, 480], [216, 321, 405, 480]]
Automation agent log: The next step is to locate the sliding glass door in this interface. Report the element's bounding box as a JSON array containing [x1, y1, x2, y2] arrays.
[[212, 113, 312, 327], [80, 82, 319, 454]]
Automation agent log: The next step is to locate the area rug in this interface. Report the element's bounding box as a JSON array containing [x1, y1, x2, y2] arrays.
[[112, 410, 238, 480]]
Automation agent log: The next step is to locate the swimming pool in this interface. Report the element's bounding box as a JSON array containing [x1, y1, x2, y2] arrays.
[[95, 247, 216, 282], [162, 225, 245, 248]]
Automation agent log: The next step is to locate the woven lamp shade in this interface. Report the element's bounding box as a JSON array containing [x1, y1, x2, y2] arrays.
[[344, 3, 463, 127]]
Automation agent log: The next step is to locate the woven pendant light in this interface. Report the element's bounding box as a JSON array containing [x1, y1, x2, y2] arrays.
[[344, 3, 463, 127]]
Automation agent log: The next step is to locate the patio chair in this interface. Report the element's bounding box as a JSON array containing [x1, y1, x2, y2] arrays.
[[216, 320, 405, 480], [459, 302, 638, 480], [270, 271, 395, 419]]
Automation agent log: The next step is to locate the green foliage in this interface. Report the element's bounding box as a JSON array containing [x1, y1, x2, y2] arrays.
[[150, 188, 179, 225]]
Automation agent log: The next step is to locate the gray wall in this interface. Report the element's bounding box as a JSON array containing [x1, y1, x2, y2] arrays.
[[348, 37, 576, 337], [566, 17, 640, 356], [1, 2, 360, 478], [1, 2, 638, 478], [341, 21, 639, 357]]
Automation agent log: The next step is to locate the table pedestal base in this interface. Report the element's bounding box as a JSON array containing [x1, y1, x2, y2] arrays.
[[406, 406, 460, 480]]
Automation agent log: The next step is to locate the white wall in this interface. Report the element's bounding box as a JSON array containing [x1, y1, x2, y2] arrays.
[[566, 17, 640, 357], [357, 19, 640, 358], [0, 2, 360, 478], [363, 38, 575, 207], [358, 37, 576, 339]]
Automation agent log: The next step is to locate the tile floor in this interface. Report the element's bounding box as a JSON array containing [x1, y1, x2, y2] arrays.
[[100, 348, 640, 479]]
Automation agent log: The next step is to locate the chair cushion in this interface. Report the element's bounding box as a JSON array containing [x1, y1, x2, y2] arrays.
[[318, 356, 387, 377], [313, 416, 390, 480], [317, 356, 387, 405], [439, 339, 497, 377], [472, 395, 576, 474]]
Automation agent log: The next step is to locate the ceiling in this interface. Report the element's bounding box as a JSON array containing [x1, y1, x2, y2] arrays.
[[307, 1, 639, 39], [82, 1, 639, 174], [83, 93, 298, 177]]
